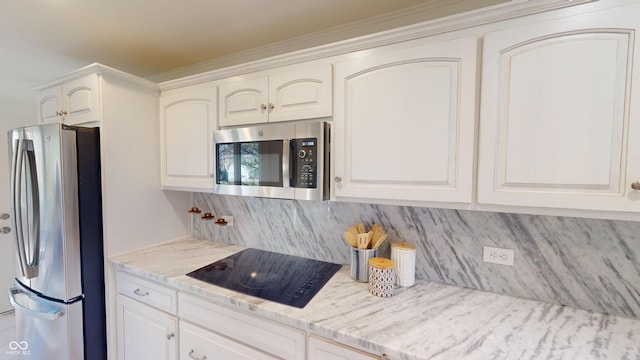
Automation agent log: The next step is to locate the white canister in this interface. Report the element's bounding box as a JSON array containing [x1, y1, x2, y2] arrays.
[[391, 241, 416, 287], [368, 258, 395, 298]]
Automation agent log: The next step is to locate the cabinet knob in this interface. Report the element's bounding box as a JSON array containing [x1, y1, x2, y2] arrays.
[[260, 104, 267, 110], [269, 103, 275, 110], [166, 332, 175, 340], [334, 177, 342, 183], [631, 182, 640, 191]]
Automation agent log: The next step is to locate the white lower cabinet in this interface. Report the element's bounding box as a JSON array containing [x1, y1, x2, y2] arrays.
[[116, 273, 389, 360], [116, 295, 178, 360], [116, 272, 179, 360], [178, 292, 305, 360], [180, 320, 273, 360], [307, 336, 380, 360]]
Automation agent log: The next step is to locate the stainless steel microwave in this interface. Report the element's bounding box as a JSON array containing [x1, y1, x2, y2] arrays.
[[213, 121, 330, 200]]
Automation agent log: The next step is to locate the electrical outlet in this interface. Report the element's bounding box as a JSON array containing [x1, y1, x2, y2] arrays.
[[482, 246, 514, 266]]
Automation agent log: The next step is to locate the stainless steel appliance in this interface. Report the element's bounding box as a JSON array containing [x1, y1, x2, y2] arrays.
[[186, 248, 341, 308], [7, 124, 105, 360], [213, 121, 330, 200]]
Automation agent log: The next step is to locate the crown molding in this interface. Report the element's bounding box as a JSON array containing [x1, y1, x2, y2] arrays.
[[155, 0, 596, 90], [36, 62, 159, 91]]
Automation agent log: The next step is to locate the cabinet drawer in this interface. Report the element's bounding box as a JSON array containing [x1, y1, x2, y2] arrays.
[[179, 292, 304, 360], [180, 321, 274, 360], [117, 272, 177, 315], [308, 336, 380, 360]]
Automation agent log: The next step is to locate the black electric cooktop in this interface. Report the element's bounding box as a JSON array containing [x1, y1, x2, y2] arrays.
[[186, 248, 342, 308]]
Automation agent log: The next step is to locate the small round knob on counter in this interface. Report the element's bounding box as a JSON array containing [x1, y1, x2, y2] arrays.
[[201, 212, 214, 220], [188, 207, 202, 214], [631, 181, 640, 191]]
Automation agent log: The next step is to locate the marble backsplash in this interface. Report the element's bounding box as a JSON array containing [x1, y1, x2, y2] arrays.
[[192, 193, 640, 319]]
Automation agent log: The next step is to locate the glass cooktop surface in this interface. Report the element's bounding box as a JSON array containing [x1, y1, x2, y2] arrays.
[[186, 248, 342, 308]]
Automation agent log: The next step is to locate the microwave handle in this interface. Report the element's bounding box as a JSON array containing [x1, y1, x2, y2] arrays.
[[283, 139, 291, 188]]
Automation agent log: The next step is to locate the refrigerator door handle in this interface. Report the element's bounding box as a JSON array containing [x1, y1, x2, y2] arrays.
[[10, 138, 41, 279], [8, 287, 64, 321]]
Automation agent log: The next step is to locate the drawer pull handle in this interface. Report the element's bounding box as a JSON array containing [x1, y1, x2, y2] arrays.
[[188, 349, 207, 360], [133, 288, 149, 297]]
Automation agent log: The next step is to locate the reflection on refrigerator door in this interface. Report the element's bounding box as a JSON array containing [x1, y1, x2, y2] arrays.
[[8, 284, 83, 360]]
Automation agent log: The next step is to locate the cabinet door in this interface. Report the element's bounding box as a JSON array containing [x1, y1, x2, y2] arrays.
[[219, 77, 268, 126], [117, 295, 178, 360], [478, 4, 640, 213], [268, 64, 332, 122], [308, 336, 378, 360], [38, 86, 63, 124], [180, 321, 274, 360], [160, 85, 218, 191], [62, 73, 101, 125], [333, 35, 477, 204]]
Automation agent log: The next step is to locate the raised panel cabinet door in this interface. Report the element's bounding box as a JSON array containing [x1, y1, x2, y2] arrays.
[[38, 86, 63, 124], [117, 295, 178, 360], [333, 35, 478, 204], [307, 336, 378, 360], [62, 73, 101, 125], [160, 86, 218, 191], [268, 64, 332, 122], [219, 77, 268, 126], [478, 4, 640, 213]]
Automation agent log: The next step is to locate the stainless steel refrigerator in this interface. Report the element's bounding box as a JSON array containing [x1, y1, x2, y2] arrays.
[[7, 123, 106, 360]]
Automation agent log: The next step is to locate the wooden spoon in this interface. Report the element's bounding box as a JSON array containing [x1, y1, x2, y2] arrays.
[[343, 231, 357, 248], [372, 233, 387, 249]]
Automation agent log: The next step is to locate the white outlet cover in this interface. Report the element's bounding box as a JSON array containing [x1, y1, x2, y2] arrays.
[[482, 246, 515, 266]]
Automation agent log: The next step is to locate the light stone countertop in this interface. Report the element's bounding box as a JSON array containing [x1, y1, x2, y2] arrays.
[[110, 238, 640, 360]]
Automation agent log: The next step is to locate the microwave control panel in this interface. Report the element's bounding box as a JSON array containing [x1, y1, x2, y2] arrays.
[[292, 138, 317, 188]]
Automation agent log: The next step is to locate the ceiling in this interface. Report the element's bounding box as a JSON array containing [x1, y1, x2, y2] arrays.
[[0, 0, 506, 80]]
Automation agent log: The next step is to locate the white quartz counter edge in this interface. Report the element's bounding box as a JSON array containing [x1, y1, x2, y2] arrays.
[[109, 238, 640, 360]]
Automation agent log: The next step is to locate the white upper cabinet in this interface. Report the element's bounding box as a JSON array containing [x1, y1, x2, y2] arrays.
[[38, 73, 101, 125], [333, 35, 478, 204], [478, 3, 640, 213], [160, 84, 218, 191], [219, 63, 332, 127]]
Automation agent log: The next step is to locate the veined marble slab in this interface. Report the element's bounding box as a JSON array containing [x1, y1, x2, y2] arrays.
[[192, 194, 640, 319], [111, 238, 640, 360]]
